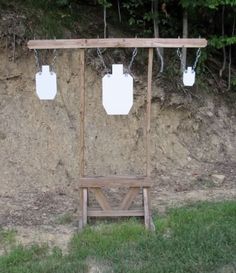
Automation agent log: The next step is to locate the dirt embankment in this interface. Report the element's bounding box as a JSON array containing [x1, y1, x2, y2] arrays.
[[0, 19, 235, 250]]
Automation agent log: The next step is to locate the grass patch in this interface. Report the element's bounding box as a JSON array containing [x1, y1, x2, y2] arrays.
[[0, 201, 235, 273], [0, 229, 17, 254]]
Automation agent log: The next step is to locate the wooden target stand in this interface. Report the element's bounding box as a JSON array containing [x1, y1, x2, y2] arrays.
[[28, 38, 207, 229]]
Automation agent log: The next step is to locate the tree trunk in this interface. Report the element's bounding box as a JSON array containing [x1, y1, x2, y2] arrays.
[[181, 9, 188, 72], [104, 6, 107, 38], [153, 0, 164, 72], [220, 6, 226, 78], [227, 15, 235, 91]]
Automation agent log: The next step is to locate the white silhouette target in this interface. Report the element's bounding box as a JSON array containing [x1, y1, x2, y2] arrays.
[[36, 65, 57, 100], [102, 64, 133, 115], [183, 67, 195, 86]]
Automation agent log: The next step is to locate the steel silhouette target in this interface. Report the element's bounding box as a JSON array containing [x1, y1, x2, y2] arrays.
[[102, 64, 133, 115], [183, 67, 195, 86], [36, 65, 57, 100]]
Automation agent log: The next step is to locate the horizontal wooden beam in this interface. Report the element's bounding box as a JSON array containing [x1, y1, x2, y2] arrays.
[[28, 38, 207, 49], [88, 209, 144, 217], [79, 176, 152, 188]]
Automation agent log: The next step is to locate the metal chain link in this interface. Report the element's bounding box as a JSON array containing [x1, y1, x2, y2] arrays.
[[177, 48, 185, 71], [34, 49, 41, 72], [193, 48, 201, 71], [97, 48, 110, 74], [177, 47, 201, 72], [97, 47, 138, 75], [127, 47, 138, 73], [51, 49, 57, 72], [34, 49, 58, 73]]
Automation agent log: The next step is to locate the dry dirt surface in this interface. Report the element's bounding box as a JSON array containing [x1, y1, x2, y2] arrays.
[[0, 45, 235, 251]]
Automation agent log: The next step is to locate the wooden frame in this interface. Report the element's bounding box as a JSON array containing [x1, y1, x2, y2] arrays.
[[28, 38, 207, 230]]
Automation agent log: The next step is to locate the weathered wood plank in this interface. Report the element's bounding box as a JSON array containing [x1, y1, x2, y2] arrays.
[[28, 38, 207, 49], [146, 48, 153, 177], [82, 188, 88, 226], [79, 49, 85, 178], [79, 176, 152, 188], [88, 209, 144, 217], [91, 188, 112, 210], [119, 188, 140, 210], [78, 49, 86, 228]]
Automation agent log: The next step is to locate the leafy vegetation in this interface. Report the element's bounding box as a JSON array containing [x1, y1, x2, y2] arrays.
[[0, 0, 235, 90], [0, 201, 235, 273]]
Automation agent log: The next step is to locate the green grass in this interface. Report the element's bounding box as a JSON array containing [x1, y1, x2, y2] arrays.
[[0, 201, 235, 273], [0, 229, 17, 254]]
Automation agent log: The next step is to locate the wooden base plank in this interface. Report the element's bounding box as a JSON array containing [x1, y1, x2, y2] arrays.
[[79, 176, 152, 188], [88, 209, 144, 217]]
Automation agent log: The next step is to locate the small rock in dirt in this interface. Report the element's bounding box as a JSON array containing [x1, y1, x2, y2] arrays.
[[211, 174, 225, 185]]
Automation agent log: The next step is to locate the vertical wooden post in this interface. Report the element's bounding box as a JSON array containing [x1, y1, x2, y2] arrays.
[[82, 188, 88, 226], [79, 49, 85, 178], [79, 48, 87, 228], [143, 187, 151, 228], [144, 48, 153, 229], [146, 48, 153, 177]]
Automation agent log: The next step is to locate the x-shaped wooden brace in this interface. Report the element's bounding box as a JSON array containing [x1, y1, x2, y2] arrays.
[[79, 176, 152, 228]]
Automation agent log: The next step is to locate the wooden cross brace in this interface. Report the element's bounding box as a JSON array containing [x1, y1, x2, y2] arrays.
[[28, 38, 207, 230], [79, 176, 152, 225]]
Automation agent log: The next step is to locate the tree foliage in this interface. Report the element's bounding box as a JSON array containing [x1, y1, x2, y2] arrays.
[[1, 0, 235, 90]]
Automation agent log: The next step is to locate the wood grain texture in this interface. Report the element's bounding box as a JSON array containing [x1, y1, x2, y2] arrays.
[[119, 188, 140, 210], [79, 176, 152, 188], [91, 188, 112, 210], [79, 49, 85, 178], [28, 38, 207, 49], [143, 188, 151, 229], [82, 188, 88, 226], [88, 209, 144, 217], [146, 48, 153, 177]]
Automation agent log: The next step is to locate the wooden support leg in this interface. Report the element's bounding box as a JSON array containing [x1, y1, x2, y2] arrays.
[[143, 187, 151, 229], [79, 188, 88, 229]]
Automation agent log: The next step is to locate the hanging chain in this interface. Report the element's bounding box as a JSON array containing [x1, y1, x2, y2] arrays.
[[34, 49, 41, 72], [193, 48, 201, 71], [97, 48, 110, 74], [34, 49, 58, 73], [97, 47, 138, 75], [51, 49, 57, 72], [177, 47, 186, 71], [177, 47, 201, 72], [127, 47, 138, 73]]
